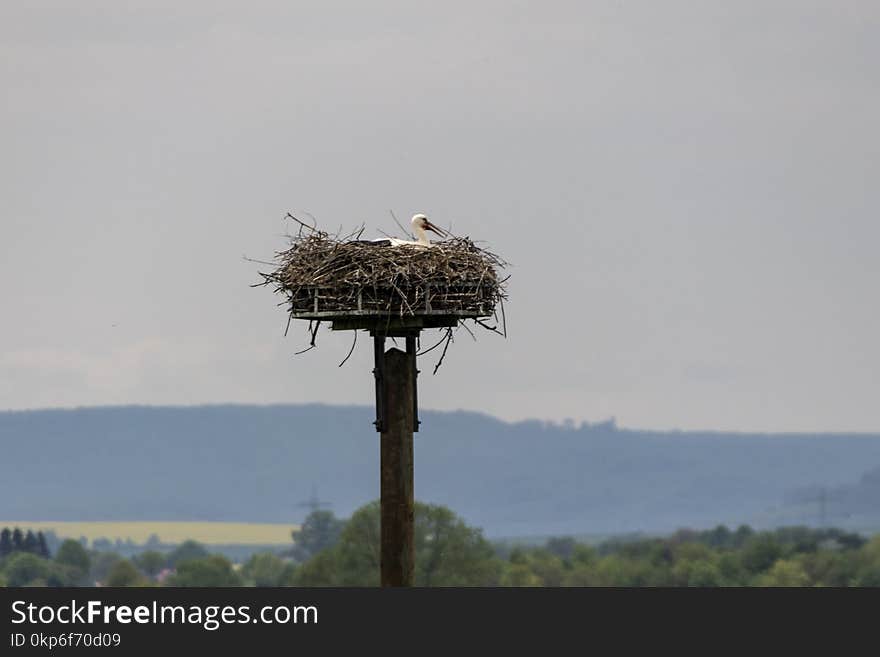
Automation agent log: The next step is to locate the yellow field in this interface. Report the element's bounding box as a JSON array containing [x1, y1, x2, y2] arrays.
[[0, 521, 298, 546]]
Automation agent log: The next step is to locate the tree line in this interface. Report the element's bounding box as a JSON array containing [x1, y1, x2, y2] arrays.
[[2, 506, 880, 587], [0, 527, 51, 560]]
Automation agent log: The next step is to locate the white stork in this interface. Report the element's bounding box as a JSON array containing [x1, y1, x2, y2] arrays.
[[364, 214, 446, 247]]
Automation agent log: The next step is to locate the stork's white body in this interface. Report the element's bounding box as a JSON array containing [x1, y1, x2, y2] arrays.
[[365, 214, 445, 248]]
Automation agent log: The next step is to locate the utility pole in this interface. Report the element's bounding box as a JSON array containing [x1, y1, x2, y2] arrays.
[[376, 342, 416, 586]]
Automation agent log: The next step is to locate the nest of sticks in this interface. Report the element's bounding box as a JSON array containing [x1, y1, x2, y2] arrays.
[[256, 214, 509, 368]]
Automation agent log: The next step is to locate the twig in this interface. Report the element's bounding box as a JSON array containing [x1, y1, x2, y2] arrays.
[[338, 330, 358, 367], [309, 319, 321, 346], [389, 210, 412, 239], [432, 328, 454, 375], [417, 330, 450, 356], [474, 318, 505, 336], [243, 255, 279, 266], [301, 211, 320, 229], [285, 212, 317, 232]]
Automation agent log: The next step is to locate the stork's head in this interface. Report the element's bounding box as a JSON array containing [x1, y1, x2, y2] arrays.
[[411, 214, 445, 237]]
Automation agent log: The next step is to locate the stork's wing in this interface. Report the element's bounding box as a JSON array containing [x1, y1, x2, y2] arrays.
[[352, 239, 393, 246]]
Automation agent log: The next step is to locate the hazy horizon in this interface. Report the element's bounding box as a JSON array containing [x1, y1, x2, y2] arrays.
[[4, 401, 880, 437], [5, 404, 880, 537]]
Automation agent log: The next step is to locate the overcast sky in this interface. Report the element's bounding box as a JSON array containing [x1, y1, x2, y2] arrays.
[[1, 1, 878, 432]]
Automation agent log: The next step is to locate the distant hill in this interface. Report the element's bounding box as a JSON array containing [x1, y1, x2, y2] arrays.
[[2, 405, 879, 537], [779, 465, 880, 529]]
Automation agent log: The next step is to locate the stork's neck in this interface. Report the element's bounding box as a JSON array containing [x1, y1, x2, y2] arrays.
[[413, 224, 430, 246]]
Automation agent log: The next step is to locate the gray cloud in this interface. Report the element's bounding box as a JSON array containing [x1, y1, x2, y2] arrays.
[[1, 1, 878, 431]]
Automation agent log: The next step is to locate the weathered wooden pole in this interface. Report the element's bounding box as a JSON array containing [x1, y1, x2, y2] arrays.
[[377, 342, 416, 587]]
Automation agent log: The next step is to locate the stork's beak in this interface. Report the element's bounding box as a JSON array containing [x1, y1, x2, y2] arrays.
[[423, 220, 446, 237]]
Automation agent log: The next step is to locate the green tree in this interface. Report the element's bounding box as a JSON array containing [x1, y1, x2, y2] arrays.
[[0, 528, 13, 557], [571, 544, 598, 567], [55, 539, 91, 584], [590, 555, 664, 586], [104, 560, 147, 587], [730, 525, 755, 548], [861, 536, 880, 564], [166, 540, 209, 567], [853, 536, 880, 586], [291, 511, 344, 562], [671, 558, 724, 587], [415, 503, 501, 586], [241, 553, 295, 587], [703, 525, 734, 549], [741, 535, 783, 574], [89, 552, 122, 584], [292, 549, 342, 586], [37, 532, 51, 559], [561, 543, 600, 585], [134, 551, 167, 581], [293, 501, 502, 586], [334, 503, 382, 586], [23, 531, 39, 554], [717, 552, 747, 586], [4, 552, 50, 586], [166, 556, 242, 587], [799, 550, 854, 587], [856, 565, 880, 586], [11, 528, 24, 552], [501, 562, 542, 587], [511, 548, 566, 586], [758, 559, 810, 587], [563, 563, 597, 586]]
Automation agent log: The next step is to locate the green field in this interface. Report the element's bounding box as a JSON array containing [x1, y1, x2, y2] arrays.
[[0, 521, 298, 546]]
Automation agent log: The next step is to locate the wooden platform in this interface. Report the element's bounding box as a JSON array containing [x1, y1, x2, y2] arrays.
[[289, 309, 487, 336]]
